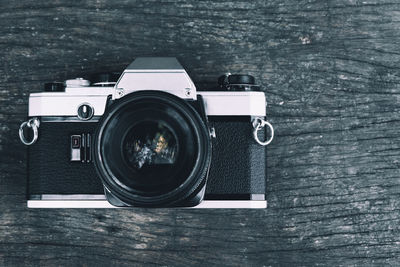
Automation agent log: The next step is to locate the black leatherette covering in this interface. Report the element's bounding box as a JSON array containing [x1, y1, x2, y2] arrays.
[[28, 118, 266, 196]]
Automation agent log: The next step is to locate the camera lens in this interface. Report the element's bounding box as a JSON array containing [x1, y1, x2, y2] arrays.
[[94, 91, 211, 207]]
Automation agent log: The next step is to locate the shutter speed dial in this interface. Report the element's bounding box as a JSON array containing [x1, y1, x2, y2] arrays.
[[77, 103, 94, 120]]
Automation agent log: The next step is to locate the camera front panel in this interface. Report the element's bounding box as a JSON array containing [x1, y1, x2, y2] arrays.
[[28, 120, 103, 196], [27, 116, 267, 204], [206, 116, 267, 200]]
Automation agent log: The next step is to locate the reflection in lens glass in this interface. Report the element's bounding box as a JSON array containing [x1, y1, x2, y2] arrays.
[[123, 121, 178, 170]]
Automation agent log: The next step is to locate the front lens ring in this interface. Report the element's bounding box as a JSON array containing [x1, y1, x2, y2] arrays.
[[93, 91, 211, 207]]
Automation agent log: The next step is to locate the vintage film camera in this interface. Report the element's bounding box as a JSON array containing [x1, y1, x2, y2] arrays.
[[20, 57, 273, 208]]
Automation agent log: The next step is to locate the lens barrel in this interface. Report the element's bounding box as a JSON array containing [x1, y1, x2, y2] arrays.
[[93, 91, 212, 207]]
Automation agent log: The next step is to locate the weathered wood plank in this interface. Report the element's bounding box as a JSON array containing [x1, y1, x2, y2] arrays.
[[1, 0, 400, 266]]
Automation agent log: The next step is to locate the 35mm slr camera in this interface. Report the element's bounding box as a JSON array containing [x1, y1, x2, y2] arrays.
[[20, 57, 274, 208]]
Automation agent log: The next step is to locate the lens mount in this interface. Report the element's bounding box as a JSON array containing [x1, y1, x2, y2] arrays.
[[93, 91, 211, 207]]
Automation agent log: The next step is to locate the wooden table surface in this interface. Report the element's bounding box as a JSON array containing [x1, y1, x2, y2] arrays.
[[1, 0, 400, 266]]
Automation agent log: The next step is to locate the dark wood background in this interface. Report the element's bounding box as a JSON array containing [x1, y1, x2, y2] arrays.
[[1, 0, 400, 266]]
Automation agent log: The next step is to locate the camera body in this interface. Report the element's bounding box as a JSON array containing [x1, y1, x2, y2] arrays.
[[22, 57, 272, 208]]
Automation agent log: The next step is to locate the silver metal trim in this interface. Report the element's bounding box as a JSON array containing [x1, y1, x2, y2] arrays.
[[41, 194, 106, 200], [29, 92, 267, 117], [27, 200, 267, 209], [19, 117, 40, 145], [92, 82, 117, 86], [250, 194, 266, 200], [65, 78, 90, 88], [252, 117, 274, 146], [40, 117, 100, 122], [126, 57, 185, 70], [27, 194, 267, 209]]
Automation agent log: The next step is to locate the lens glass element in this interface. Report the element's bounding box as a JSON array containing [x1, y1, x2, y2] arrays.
[[123, 121, 178, 171]]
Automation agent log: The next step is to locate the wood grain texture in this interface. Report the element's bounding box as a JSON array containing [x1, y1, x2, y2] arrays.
[[1, 0, 400, 266]]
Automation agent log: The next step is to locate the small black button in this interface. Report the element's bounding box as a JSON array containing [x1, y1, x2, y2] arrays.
[[77, 104, 94, 120]]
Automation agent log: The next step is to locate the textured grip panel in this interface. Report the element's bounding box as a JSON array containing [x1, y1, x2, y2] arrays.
[[28, 117, 266, 196], [28, 122, 104, 195], [206, 117, 266, 195]]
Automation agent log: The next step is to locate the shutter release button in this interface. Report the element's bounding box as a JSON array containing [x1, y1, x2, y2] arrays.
[[77, 103, 94, 120]]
